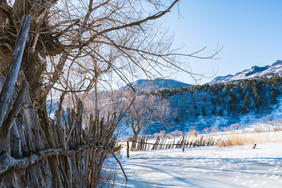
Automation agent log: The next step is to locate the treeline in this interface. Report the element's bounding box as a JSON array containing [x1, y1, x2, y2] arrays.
[[155, 75, 281, 99], [146, 75, 281, 132]]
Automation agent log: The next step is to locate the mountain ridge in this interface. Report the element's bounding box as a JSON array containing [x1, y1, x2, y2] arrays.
[[210, 60, 282, 84], [124, 78, 192, 90]]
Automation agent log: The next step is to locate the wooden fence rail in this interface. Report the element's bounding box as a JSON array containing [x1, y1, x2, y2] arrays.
[[126, 134, 215, 158]]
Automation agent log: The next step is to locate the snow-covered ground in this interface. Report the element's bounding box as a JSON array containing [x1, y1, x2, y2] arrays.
[[114, 143, 282, 188]]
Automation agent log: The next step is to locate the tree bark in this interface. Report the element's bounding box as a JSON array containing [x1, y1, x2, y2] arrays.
[[131, 132, 138, 151]]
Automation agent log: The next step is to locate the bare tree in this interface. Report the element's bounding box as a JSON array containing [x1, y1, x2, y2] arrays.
[[0, 0, 218, 105], [120, 89, 171, 150], [0, 1, 185, 142]]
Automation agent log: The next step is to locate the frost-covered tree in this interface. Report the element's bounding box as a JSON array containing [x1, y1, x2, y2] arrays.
[[121, 90, 171, 150]]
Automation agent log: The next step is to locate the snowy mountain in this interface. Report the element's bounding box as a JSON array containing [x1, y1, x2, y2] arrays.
[[210, 60, 282, 84], [124, 78, 192, 90]]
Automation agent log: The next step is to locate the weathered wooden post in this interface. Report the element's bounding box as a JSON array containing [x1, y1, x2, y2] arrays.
[[0, 15, 32, 156], [182, 132, 185, 152], [127, 141, 130, 158], [0, 15, 32, 128]]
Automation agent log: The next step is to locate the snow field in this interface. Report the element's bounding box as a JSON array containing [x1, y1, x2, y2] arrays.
[[114, 142, 282, 188]]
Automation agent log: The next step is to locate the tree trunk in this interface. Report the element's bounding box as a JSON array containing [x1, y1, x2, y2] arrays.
[[131, 133, 138, 151]]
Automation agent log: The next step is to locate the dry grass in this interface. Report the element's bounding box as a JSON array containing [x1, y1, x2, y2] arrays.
[[215, 131, 282, 147], [214, 120, 282, 147]]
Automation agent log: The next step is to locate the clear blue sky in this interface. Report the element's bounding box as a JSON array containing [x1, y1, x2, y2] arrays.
[[160, 0, 282, 84]]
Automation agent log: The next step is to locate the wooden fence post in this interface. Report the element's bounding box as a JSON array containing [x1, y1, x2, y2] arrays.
[[182, 132, 185, 152], [127, 141, 129, 158], [0, 15, 32, 128]]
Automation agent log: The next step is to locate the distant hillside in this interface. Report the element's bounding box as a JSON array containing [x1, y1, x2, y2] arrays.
[[116, 63, 282, 135], [124, 78, 192, 90], [144, 76, 282, 134], [210, 60, 282, 84]]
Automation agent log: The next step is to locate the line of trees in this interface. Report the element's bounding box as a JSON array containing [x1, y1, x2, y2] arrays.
[[139, 76, 282, 132]]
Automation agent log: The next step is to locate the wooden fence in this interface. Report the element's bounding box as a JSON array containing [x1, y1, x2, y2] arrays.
[[126, 134, 215, 158], [0, 16, 124, 187]]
